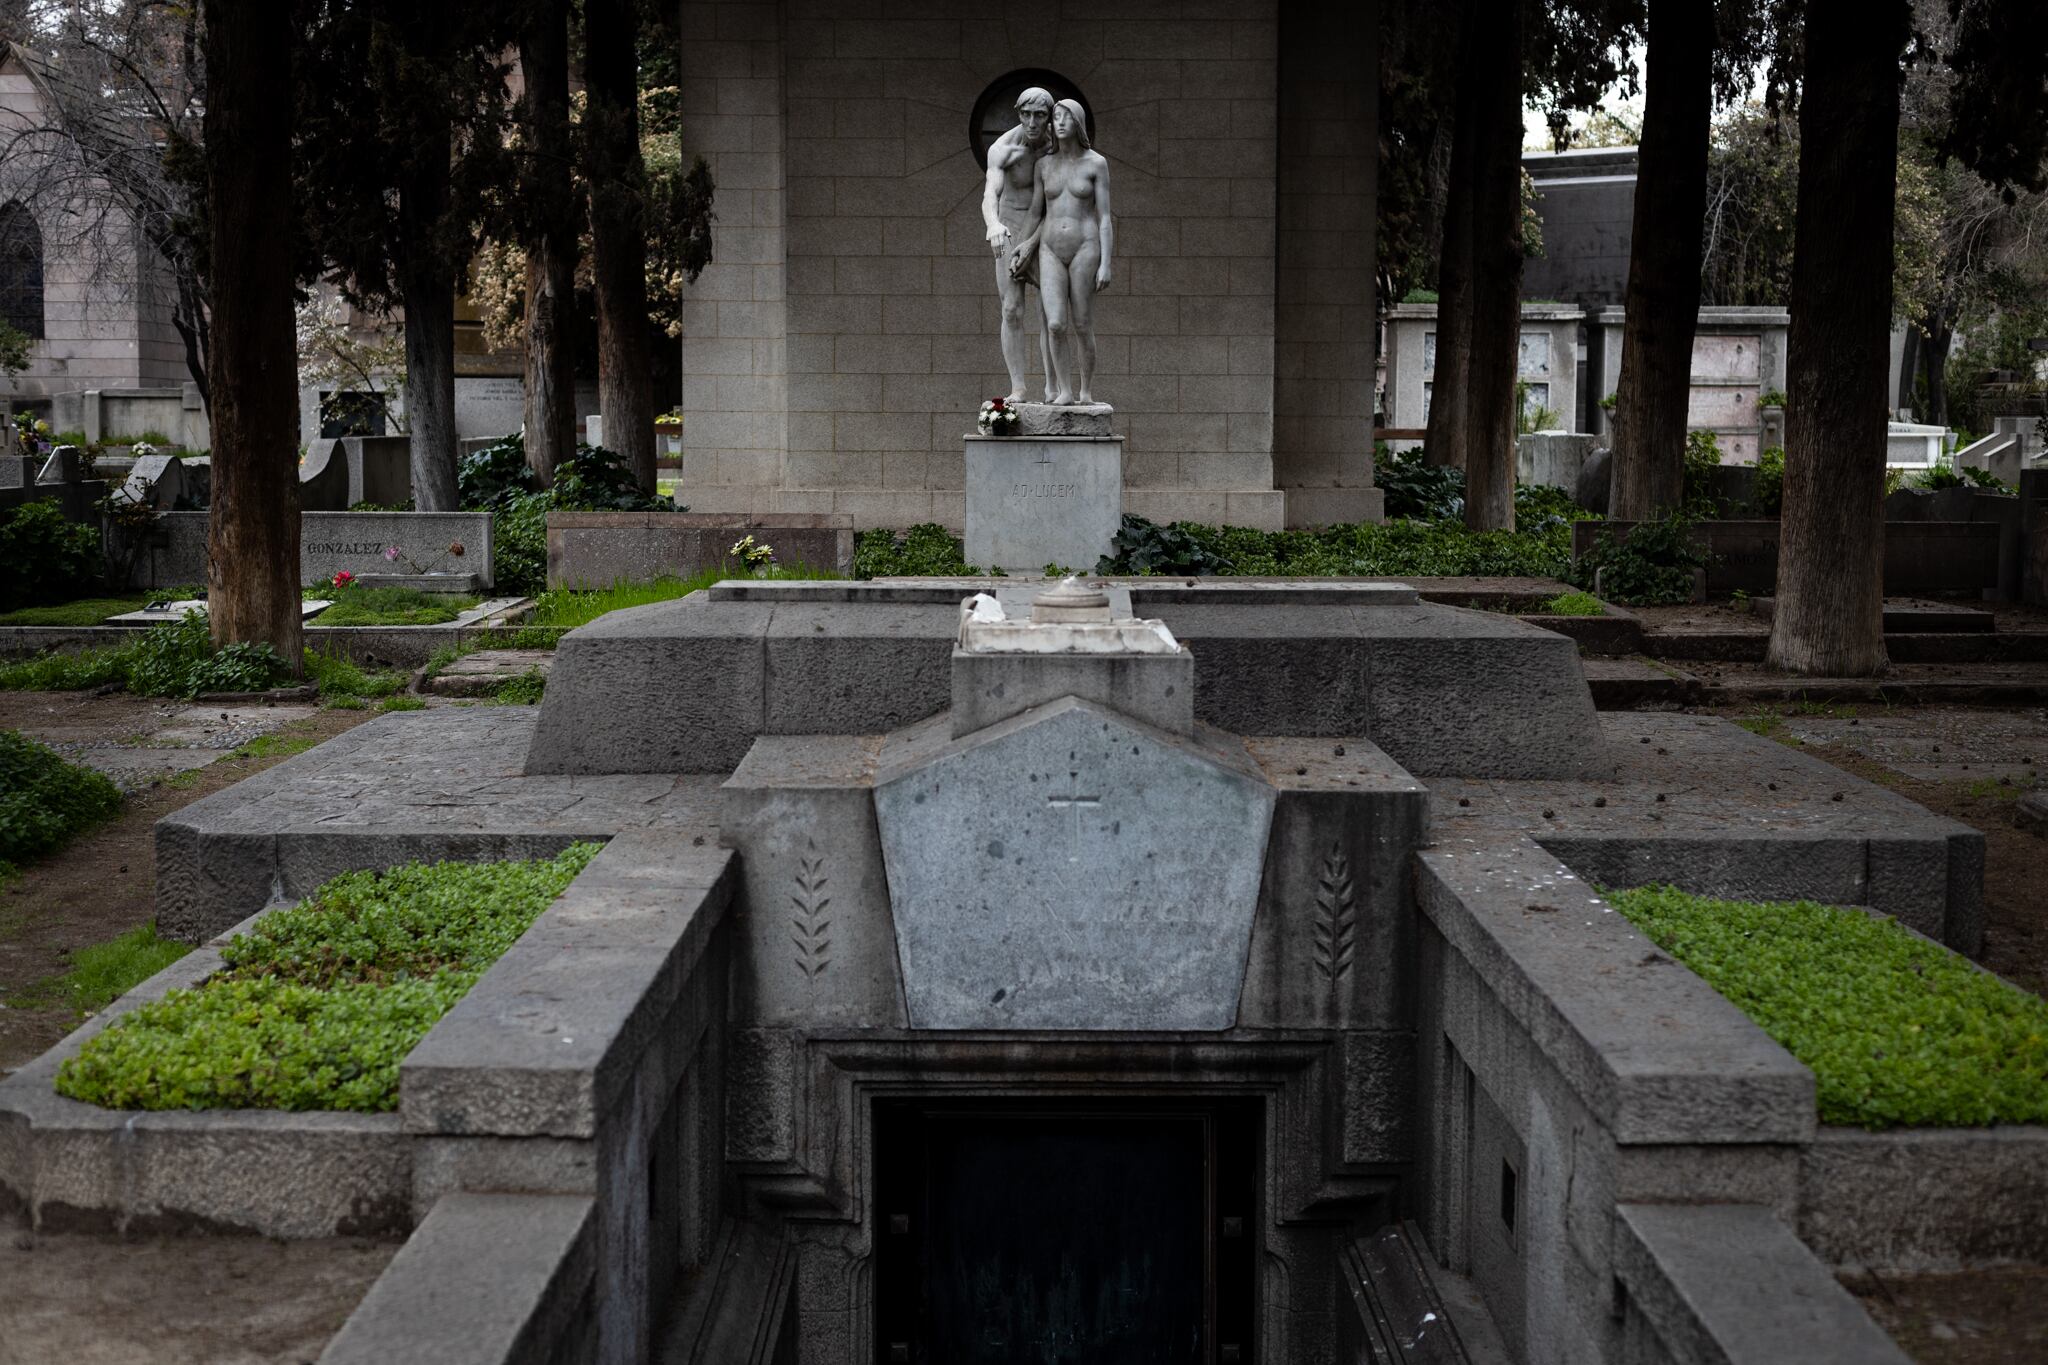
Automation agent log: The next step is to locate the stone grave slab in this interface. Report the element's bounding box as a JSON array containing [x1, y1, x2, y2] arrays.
[[963, 433, 1123, 575], [872, 697, 1275, 1030]]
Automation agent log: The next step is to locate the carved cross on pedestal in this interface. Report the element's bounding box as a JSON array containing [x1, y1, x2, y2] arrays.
[[1046, 769, 1101, 860], [1032, 447, 1055, 470]]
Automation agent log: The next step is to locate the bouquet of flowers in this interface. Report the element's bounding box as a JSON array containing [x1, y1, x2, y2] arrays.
[[976, 397, 1021, 436], [731, 534, 775, 574]]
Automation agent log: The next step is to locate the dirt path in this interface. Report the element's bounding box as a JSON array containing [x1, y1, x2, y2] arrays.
[[0, 1207, 394, 1365], [0, 692, 371, 1074]]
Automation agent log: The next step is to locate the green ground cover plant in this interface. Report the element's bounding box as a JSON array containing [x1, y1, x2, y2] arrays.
[[528, 561, 842, 632], [0, 729, 123, 877], [14, 925, 189, 1016], [0, 594, 151, 626], [311, 586, 479, 628], [1605, 886, 2048, 1129], [1575, 512, 1709, 605], [1538, 591, 1605, 615], [55, 846, 600, 1112], [302, 650, 409, 704]]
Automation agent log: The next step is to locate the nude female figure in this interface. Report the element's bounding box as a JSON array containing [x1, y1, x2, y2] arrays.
[[1010, 98, 1113, 405]]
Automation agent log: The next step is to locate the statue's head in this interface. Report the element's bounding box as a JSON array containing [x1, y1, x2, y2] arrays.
[[1014, 87, 1054, 146], [1053, 98, 1090, 150]]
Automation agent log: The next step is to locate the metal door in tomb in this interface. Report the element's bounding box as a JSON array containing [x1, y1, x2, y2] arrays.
[[873, 1101, 1259, 1364]]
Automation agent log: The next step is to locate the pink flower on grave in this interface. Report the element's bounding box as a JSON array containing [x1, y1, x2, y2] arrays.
[[384, 546, 400, 562], [331, 570, 354, 588]]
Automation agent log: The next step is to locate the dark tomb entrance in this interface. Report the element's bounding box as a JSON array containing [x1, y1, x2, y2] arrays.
[[874, 1099, 1258, 1364]]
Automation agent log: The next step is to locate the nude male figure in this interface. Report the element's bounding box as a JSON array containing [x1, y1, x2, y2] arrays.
[[980, 86, 1056, 403]]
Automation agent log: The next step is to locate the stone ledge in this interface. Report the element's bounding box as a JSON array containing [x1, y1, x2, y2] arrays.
[[1798, 1124, 2048, 1271], [0, 906, 413, 1238], [1417, 833, 1815, 1146], [400, 833, 736, 1140], [1615, 1203, 1910, 1365], [159, 708, 724, 938], [319, 1193, 596, 1365]]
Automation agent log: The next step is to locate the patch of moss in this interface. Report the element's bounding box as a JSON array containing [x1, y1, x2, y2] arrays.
[[55, 846, 601, 1112], [1605, 885, 2048, 1129]]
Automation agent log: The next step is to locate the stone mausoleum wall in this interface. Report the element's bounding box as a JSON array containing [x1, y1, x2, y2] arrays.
[[675, 0, 1380, 531]]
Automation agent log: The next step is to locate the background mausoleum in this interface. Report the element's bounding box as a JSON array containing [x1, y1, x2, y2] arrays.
[[674, 0, 1378, 530]]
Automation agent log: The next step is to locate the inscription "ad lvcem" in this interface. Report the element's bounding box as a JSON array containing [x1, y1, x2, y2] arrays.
[[1011, 483, 1076, 498]]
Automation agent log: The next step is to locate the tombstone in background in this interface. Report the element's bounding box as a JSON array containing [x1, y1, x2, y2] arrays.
[[341, 435, 411, 506], [119, 451, 187, 509], [1574, 446, 1612, 514], [299, 439, 351, 511], [35, 446, 84, 484], [178, 455, 212, 506], [1516, 431, 1598, 492], [0, 453, 29, 489]]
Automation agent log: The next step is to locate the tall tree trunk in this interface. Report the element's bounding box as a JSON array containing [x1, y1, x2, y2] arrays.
[[1422, 3, 1479, 473], [1765, 0, 1910, 677], [583, 0, 655, 490], [1921, 312, 1951, 428], [519, 0, 578, 484], [1609, 0, 1715, 521], [1460, 0, 1523, 531], [399, 95, 459, 512], [201, 0, 300, 666]]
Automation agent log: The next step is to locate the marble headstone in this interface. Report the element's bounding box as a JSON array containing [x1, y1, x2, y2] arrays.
[[873, 696, 1272, 1030]]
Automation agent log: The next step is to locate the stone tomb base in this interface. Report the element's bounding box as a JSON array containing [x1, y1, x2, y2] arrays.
[[964, 432, 1122, 574]]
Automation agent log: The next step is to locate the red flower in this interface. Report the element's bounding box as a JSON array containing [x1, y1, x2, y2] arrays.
[[331, 570, 354, 587], [990, 397, 1006, 410]]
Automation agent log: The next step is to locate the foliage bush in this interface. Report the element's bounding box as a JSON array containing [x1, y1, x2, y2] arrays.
[[0, 499, 101, 614], [1576, 511, 1709, 605], [303, 650, 408, 703], [854, 523, 978, 577], [55, 846, 600, 1112], [0, 613, 291, 698], [1681, 429, 1725, 516], [467, 436, 685, 596], [0, 729, 123, 875], [456, 434, 540, 509], [1606, 886, 2048, 1129], [1373, 447, 1465, 521], [1096, 515, 1579, 580], [1752, 445, 1786, 517], [122, 612, 291, 697]]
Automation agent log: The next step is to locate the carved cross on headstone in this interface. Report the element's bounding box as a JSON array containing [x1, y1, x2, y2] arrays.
[[1046, 769, 1100, 859], [1032, 447, 1056, 470]]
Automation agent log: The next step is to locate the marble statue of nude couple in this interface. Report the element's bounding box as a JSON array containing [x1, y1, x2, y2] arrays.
[[980, 90, 1114, 406]]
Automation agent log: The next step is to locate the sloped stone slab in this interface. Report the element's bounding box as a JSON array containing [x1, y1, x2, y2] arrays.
[[873, 697, 1275, 1030]]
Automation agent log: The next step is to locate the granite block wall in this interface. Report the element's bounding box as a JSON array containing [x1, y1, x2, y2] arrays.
[[677, 0, 1381, 531]]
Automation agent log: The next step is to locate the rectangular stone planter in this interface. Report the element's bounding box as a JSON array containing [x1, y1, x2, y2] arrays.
[[544, 511, 853, 589]]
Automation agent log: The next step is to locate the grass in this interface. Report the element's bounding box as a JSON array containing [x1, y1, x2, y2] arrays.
[[229, 734, 319, 762], [12, 925, 190, 1015], [489, 669, 547, 705], [0, 613, 289, 698], [1538, 591, 1605, 616], [528, 561, 841, 632], [312, 587, 479, 628], [0, 595, 151, 626], [303, 649, 409, 704], [1605, 885, 2048, 1129], [1736, 707, 1784, 738], [54, 846, 600, 1112], [378, 695, 427, 713]]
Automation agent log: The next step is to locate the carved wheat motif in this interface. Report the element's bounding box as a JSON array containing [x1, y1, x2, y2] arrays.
[[790, 837, 831, 980], [1311, 842, 1356, 990]]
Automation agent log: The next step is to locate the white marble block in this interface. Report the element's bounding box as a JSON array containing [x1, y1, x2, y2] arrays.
[[964, 434, 1123, 575]]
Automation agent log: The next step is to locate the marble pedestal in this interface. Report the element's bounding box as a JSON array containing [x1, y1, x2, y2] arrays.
[[964, 433, 1123, 574]]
